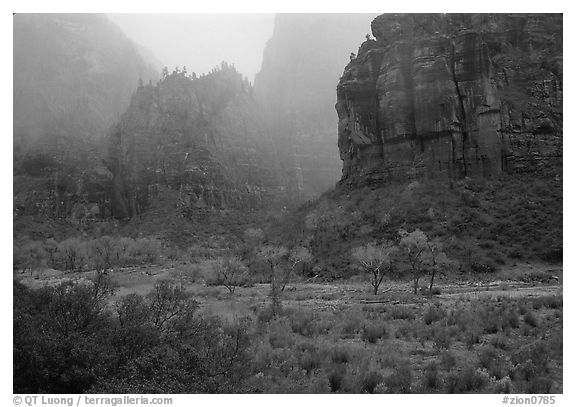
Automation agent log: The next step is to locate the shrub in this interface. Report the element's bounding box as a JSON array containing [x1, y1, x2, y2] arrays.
[[504, 310, 520, 329], [525, 377, 555, 393], [14, 278, 251, 394], [491, 376, 513, 393], [423, 304, 446, 325], [330, 346, 351, 364], [289, 310, 316, 337], [361, 322, 387, 344], [463, 328, 482, 349], [471, 261, 496, 273], [327, 366, 346, 392], [524, 311, 538, 327], [444, 367, 489, 393], [211, 256, 251, 293], [433, 327, 452, 350], [533, 296, 562, 310], [463, 367, 490, 392], [422, 362, 441, 389], [394, 322, 413, 339], [511, 341, 550, 375], [89, 236, 117, 271], [339, 311, 363, 338], [478, 346, 511, 379], [423, 287, 441, 296], [384, 365, 412, 393], [14, 241, 47, 271], [512, 360, 538, 382], [388, 305, 416, 320], [128, 237, 161, 264], [440, 350, 457, 370], [490, 335, 510, 350], [362, 371, 384, 394], [300, 350, 323, 374], [268, 318, 294, 349]]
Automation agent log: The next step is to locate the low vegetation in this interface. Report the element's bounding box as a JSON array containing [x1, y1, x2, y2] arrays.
[[12, 173, 563, 394], [14, 267, 563, 393], [14, 236, 162, 273]]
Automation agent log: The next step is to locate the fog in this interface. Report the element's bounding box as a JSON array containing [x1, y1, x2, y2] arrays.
[[107, 14, 275, 82]]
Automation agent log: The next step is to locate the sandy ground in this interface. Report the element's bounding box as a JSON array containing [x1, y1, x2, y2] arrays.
[[16, 261, 562, 321]]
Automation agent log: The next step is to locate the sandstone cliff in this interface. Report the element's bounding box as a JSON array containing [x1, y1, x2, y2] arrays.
[[336, 14, 562, 184], [107, 64, 283, 219]]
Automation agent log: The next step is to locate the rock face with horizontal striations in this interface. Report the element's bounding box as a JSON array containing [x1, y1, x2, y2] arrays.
[[336, 13, 562, 185]]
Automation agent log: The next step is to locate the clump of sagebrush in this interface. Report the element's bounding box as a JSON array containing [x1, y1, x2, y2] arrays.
[[361, 321, 388, 343]]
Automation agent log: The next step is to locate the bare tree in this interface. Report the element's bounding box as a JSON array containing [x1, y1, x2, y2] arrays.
[[214, 256, 249, 294], [426, 239, 451, 292], [257, 245, 288, 316], [399, 229, 429, 294], [351, 242, 396, 295], [282, 246, 313, 291]]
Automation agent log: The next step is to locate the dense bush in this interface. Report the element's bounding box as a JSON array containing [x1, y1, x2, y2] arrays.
[[13, 279, 251, 393], [361, 371, 384, 394], [14, 268, 562, 394], [444, 367, 489, 393], [423, 304, 446, 325], [361, 322, 387, 343], [384, 365, 412, 393]]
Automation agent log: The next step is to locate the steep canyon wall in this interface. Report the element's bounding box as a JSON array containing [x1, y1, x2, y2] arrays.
[[336, 14, 562, 185]]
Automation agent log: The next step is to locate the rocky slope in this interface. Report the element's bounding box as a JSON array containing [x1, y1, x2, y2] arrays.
[[336, 13, 562, 185], [254, 13, 376, 200], [13, 14, 158, 221], [106, 65, 284, 220]]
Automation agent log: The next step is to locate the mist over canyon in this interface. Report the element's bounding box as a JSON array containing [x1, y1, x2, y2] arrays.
[[13, 13, 563, 395]]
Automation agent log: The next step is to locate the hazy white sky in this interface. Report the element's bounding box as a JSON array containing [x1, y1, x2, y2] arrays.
[[107, 14, 275, 83]]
